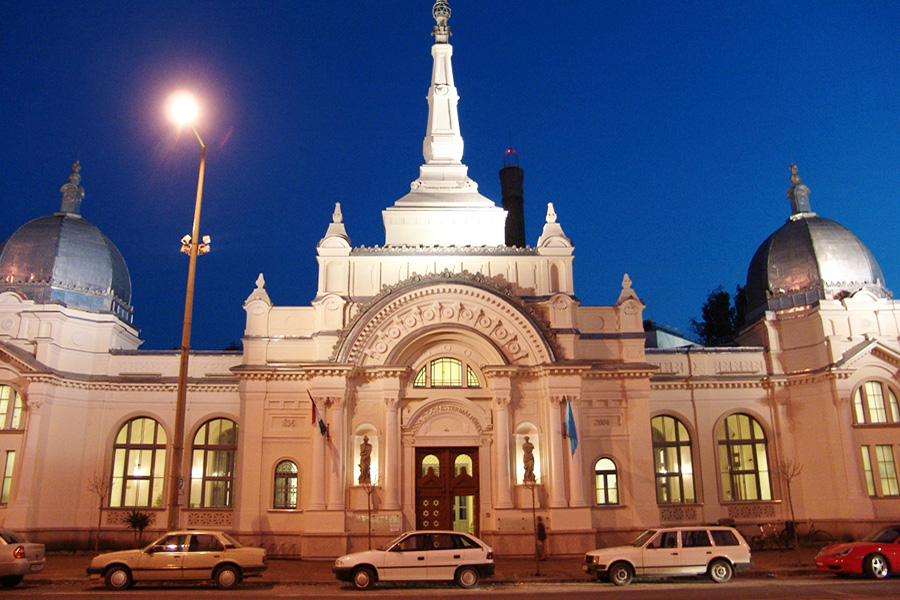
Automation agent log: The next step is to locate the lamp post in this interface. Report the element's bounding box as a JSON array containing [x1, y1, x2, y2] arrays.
[[166, 91, 211, 530]]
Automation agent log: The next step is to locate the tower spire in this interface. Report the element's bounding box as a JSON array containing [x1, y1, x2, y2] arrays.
[[59, 161, 84, 215], [382, 1, 507, 247]]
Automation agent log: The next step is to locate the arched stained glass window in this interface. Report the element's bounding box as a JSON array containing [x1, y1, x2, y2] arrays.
[[717, 413, 772, 502], [413, 358, 481, 388], [651, 415, 696, 504], [273, 460, 298, 509], [594, 457, 618, 505], [454, 454, 473, 477], [109, 417, 167, 507], [190, 418, 237, 508], [421, 453, 440, 477]]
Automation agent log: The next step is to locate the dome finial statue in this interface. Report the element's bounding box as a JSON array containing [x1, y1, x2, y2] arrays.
[[432, 0, 451, 43], [59, 160, 85, 215], [787, 162, 812, 215]]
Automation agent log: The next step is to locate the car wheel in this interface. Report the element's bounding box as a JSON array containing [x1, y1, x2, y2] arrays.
[[215, 565, 241, 590], [455, 566, 480, 589], [104, 566, 133, 590], [0, 575, 23, 588], [708, 559, 733, 583], [864, 553, 890, 580], [608, 562, 633, 586], [351, 566, 376, 590]]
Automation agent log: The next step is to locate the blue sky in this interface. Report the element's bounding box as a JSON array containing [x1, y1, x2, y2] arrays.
[[3, 1, 898, 350]]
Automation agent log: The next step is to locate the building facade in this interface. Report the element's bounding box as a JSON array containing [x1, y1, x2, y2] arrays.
[[0, 2, 897, 556]]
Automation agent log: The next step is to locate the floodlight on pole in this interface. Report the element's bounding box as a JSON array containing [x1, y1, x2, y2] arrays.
[[166, 91, 211, 530]]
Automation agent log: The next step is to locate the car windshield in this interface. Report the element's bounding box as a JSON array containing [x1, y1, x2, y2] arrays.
[[384, 533, 410, 551], [0, 531, 25, 544], [863, 527, 900, 543], [220, 532, 243, 548], [631, 530, 658, 547]]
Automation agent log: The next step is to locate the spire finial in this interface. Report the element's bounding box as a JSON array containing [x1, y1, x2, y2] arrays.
[[59, 160, 84, 215], [432, 1, 451, 43], [787, 162, 812, 215]]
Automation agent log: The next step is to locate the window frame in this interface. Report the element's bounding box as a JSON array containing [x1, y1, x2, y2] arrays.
[[651, 415, 696, 504], [853, 381, 900, 425], [0, 385, 24, 430], [717, 413, 772, 502], [273, 460, 298, 509], [413, 357, 481, 389], [189, 418, 238, 508], [109, 417, 168, 508], [594, 457, 619, 506]]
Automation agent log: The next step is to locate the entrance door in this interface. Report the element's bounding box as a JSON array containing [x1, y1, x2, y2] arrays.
[[415, 448, 478, 535]]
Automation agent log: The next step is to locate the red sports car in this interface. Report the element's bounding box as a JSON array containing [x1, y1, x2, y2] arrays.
[[815, 526, 900, 579]]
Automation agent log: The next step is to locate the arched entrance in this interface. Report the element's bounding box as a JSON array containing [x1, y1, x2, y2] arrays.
[[415, 447, 479, 535]]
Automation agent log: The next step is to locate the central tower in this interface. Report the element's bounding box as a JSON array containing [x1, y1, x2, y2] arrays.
[[382, 1, 507, 247]]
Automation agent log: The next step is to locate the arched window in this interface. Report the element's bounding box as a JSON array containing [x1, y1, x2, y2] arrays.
[[853, 381, 900, 424], [421, 453, 440, 477], [190, 418, 237, 508], [413, 358, 480, 388], [717, 413, 772, 502], [109, 417, 167, 507], [651, 415, 696, 504], [0, 386, 24, 430], [273, 460, 298, 509], [594, 457, 619, 505]]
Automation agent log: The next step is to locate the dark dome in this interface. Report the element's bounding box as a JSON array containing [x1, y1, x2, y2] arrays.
[[0, 163, 133, 323], [745, 165, 890, 320]]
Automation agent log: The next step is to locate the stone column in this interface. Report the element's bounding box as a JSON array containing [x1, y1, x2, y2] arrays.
[[308, 394, 327, 510], [493, 396, 514, 509], [383, 396, 401, 509], [547, 396, 568, 507], [4, 397, 42, 528], [326, 396, 345, 510], [566, 396, 587, 507]]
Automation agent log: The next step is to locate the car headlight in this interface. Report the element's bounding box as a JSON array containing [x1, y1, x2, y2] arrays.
[[833, 548, 852, 557], [592, 556, 602, 565]]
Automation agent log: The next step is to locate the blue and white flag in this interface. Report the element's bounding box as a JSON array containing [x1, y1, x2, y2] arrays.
[[565, 398, 578, 455]]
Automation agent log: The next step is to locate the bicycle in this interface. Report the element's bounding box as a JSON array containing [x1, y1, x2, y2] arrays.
[[750, 522, 792, 551], [786, 519, 837, 548]]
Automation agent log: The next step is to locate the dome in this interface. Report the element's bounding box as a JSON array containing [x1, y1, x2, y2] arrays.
[[745, 164, 890, 320], [0, 162, 133, 323]]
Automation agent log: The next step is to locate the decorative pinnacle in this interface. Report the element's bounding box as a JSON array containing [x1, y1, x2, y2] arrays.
[[59, 160, 85, 215], [432, 0, 451, 42], [787, 162, 811, 215]]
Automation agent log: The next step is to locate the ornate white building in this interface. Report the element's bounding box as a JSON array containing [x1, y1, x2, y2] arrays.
[[0, 2, 898, 556]]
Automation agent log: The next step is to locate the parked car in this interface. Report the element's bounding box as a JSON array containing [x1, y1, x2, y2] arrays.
[[583, 526, 752, 586], [87, 530, 267, 590], [0, 529, 45, 587], [815, 525, 900, 579], [333, 530, 494, 590]]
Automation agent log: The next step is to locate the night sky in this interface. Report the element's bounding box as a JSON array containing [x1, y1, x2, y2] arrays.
[[3, 1, 898, 351]]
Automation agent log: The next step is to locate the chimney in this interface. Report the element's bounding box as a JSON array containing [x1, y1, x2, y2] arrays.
[[499, 148, 525, 247]]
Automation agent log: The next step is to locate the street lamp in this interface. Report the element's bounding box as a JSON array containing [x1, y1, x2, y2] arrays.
[[166, 91, 211, 530]]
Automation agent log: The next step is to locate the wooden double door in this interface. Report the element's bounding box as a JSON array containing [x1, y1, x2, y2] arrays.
[[415, 447, 479, 535]]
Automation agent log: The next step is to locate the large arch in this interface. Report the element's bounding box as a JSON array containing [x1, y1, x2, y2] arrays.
[[333, 273, 557, 367]]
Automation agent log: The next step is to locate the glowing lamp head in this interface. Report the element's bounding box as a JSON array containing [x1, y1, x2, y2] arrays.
[[167, 91, 199, 126]]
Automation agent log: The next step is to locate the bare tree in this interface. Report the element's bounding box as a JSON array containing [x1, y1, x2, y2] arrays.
[[778, 458, 803, 563], [86, 472, 111, 552]]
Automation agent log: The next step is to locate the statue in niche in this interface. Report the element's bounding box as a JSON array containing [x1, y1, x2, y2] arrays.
[[358, 436, 372, 484], [522, 436, 536, 482]]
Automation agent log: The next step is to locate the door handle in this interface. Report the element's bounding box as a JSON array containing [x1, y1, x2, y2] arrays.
[[418, 556, 425, 561]]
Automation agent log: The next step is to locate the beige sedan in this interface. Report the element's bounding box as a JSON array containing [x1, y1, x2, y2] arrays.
[[87, 530, 267, 590]]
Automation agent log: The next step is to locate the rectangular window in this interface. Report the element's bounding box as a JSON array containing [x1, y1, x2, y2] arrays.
[[1, 451, 15, 504], [875, 445, 899, 496], [861, 446, 876, 496]]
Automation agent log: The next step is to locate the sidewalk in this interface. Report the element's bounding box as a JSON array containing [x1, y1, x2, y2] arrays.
[[33, 548, 822, 586]]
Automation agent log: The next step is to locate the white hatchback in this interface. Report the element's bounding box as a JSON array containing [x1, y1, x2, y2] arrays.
[[583, 526, 752, 585], [334, 530, 494, 590]]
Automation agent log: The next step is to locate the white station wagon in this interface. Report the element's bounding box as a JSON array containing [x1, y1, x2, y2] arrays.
[[334, 530, 494, 590], [584, 526, 752, 585]]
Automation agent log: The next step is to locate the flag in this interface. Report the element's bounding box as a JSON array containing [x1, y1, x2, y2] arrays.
[[308, 390, 327, 436], [565, 398, 578, 455]]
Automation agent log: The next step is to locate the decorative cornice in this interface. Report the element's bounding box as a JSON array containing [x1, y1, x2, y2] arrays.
[[351, 245, 538, 256]]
